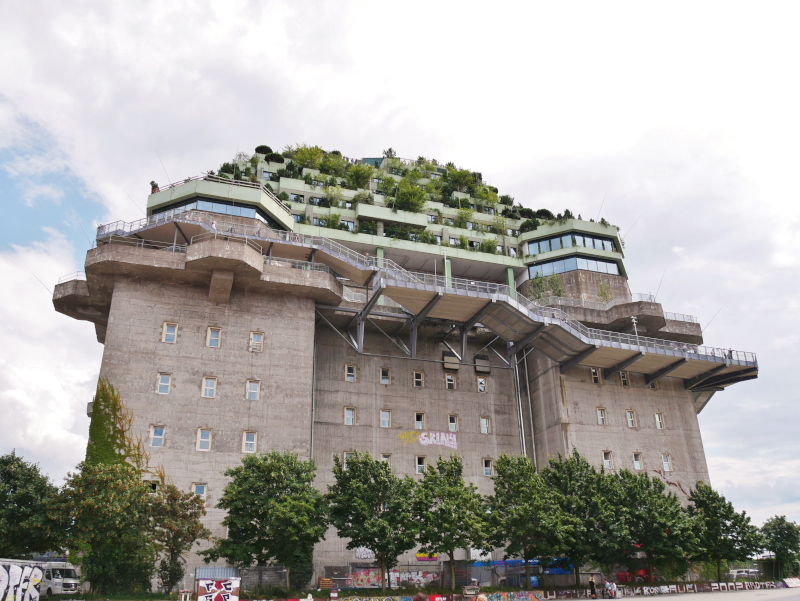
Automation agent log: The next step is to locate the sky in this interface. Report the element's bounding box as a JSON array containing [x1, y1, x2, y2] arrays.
[[1, 0, 799, 526]]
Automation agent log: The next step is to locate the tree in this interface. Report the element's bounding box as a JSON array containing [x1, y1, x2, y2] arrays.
[[62, 462, 155, 594], [86, 378, 148, 470], [540, 451, 629, 586], [347, 163, 374, 190], [376, 173, 397, 197], [152, 479, 211, 592], [454, 207, 474, 230], [0, 451, 66, 557], [327, 452, 417, 590], [489, 455, 577, 588], [382, 147, 396, 158], [294, 144, 325, 169], [617, 470, 698, 583], [687, 482, 763, 582], [412, 455, 487, 590], [255, 145, 272, 155], [201, 451, 328, 584], [393, 179, 427, 213], [762, 515, 800, 578], [446, 167, 474, 193]]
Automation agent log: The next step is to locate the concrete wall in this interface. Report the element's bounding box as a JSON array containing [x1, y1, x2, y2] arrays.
[[559, 270, 631, 303]]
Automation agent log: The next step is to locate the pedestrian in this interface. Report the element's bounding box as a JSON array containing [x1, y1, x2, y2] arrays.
[[589, 576, 597, 599], [211, 219, 217, 231], [609, 580, 617, 599]]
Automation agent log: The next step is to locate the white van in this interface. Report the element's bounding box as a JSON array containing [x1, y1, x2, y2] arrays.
[[0, 559, 81, 597], [41, 563, 81, 596]]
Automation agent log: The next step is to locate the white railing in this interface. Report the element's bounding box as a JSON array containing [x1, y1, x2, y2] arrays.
[[665, 312, 700, 324], [96, 235, 187, 252], [58, 272, 86, 284]]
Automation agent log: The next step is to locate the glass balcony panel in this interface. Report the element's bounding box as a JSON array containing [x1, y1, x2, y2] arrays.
[[528, 241, 539, 255], [562, 235, 572, 248], [542, 262, 554, 276], [551, 237, 561, 251], [577, 257, 588, 270], [564, 257, 578, 271], [540, 240, 551, 253]]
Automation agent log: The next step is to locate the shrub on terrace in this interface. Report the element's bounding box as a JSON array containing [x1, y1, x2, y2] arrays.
[[255, 145, 272, 155], [393, 179, 427, 213], [519, 218, 540, 233], [264, 152, 284, 164]]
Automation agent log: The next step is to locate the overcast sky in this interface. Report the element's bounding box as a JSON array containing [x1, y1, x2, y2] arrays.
[[1, 0, 798, 525]]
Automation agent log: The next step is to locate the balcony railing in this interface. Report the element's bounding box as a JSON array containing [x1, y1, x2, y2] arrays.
[[148, 173, 291, 214], [58, 272, 86, 284], [665, 312, 700, 324]]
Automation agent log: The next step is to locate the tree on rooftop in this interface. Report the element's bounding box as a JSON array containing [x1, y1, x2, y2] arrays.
[[327, 451, 418, 591], [446, 166, 474, 193], [454, 207, 474, 230], [376, 173, 397, 197], [382, 147, 396, 158], [761, 515, 800, 579], [392, 179, 427, 213], [347, 163, 374, 190], [293, 144, 325, 169], [412, 455, 488, 590], [201, 451, 328, 584], [320, 153, 350, 178], [255, 145, 272, 155]]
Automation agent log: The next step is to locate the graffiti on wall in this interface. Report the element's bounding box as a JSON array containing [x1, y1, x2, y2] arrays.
[[487, 592, 545, 601], [197, 578, 241, 601], [0, 564, 43, 601], [398, 431, 457, 450], [355, 547, 376, 560], [389, 570, 441, 588]]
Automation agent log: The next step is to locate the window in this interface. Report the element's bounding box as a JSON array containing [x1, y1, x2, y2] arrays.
[[662, 454, 672, 471], [450, 237, 457, 246], [626, 410, 637, 428], [207, 327, 221, 348], [193, 483, 207, 498], [157, 373, 171, 395], [381, 453, 392, 466], [246, 380, 260, 401], [416, 456, 426, 474], [428, 214, 438, 223], [591, 368, 601, 384], [529, 256, 620, 279], [449, 415, 458, 432], [250, 331, 264, 352], [242, 431, 257, 453], [597, 408, 606, 425], [413, 371, 424, 388], [649, 380, 660, 390], [202, 377, 216, 398], [620, 371, 629, 387], [151, 426, 165, 447], [292, 213, 302, 223], [483, 459, 493, 477], [197, 429, 212, 451], [415, 412, 425, 430], [633, 453, 643, 470], [655, 412, 665, 429], [343, 452, 355, 469], [162, 322, 177, 343], [345, 364, 356, 382], [480, 416, 491, 434], [477, 376, 487, 393], [445, 374, 456, 390], [380, 367, 390, 385], [342, 220, 355, 232], [603, 451, 613, 470], [345, 407, 356, 426], [380, 410, 391, 428]]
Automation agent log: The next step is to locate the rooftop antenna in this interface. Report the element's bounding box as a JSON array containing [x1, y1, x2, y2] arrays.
[[595, 191, 607, 222], [156, 150, 172, 185], [702, 306, 724, 334], [124, 191, 146, 215], [29, 270, 52, 295], [623, 216, 641, 239], [654, 268, 667, 301]]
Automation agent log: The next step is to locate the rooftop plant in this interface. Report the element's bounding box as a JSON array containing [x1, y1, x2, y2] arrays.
[[255, 145, 272, 155], [392, 179, 427, 213], [454, 207, 474, 230]]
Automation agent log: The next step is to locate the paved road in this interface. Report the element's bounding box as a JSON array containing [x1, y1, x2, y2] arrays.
[[652, 590, 800, 601]]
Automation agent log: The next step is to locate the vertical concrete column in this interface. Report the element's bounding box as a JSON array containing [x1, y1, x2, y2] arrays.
[[377, 221, 384, 237], [505, 266, 516, 300], [444, 257, 452, 288], [376, 247, 385, 305]]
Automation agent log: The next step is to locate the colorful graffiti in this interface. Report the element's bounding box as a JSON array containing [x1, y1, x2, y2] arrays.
[[197, 577, 241, 601], [398, 431, 458, 450], [389, 569, 441, 588], [0, 564, 43, 601], [415, 553, 438, 562], [487, 592, 545, 601]]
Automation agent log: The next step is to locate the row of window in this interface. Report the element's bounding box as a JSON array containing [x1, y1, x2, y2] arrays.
[[526, 233, 616, 256], [590, 368, 660, 389], [156, 373, 261, 400], [596, 408, 666, 429], [347, 408, 491, 433], [150, 426, 258, 453], [346, 366, 486, 391], [343, 452, 495, 476], [161, 323, 264, 351], [528, 255, 621, 279], [603, 450, 673, 472]]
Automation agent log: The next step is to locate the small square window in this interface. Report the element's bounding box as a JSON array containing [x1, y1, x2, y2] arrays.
[[597, 408, 606, 425], [480, 417, 491, 434], [603, 451, 613, 470], [449, 415, 458, 432], [246, 380, 260, 401], [415, 412, 425, 430], [345, 407, 356, 426], [381, 410, 391, 428], [197, 429, 212, 451], [591, 368, 600, 384], [151, 426, 165, 447], [381, 453, 392, 466], [620, 371, 629, 387], [380, 367, 390, 385], [345, 364, 356, 382], [446, 374, 456, 390], [655, 412, 665, 429], [162, 322, 177, 344], [193, 483, 206, 498], [483, 459, 493, 477], [413, 371, 424, 388], [416, 456, 426, 474], [477, 377, 487, 393], [202, 377, 216, 398], [649, 380, 659, 390], [243, 431, 257, 453], [207, 327, 221, 348], [662, 454, 672, 471], [633, 452, 643, 470], [250, 332, 264, 352], [157, 373, 171, 395], [626, 410, 637, 428]]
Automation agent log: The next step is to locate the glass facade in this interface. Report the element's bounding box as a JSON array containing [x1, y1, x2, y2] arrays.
[[528, 255, 620, 278], [151, 197, 287, 230], [527, 233, 616, 256]]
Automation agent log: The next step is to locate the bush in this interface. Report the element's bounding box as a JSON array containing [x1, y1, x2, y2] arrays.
[[535, 208, 555, 220], [264, 152, 284, 164], [518, 207, 536, 219], [352, 191, 374, 205], [294, 144, 325, 169], [358, 220, 378, 235], [519, 218, 540, 233], [393, 179, 427, 213], [454, 207, 474, 230], [255, 145, 272, 155], [319, 153, 350, 178], [347, 163, 374, 190], [499, 195, 514, 206], [458, 235, 469, 250], [277, 191, 289, 202], [479, 238, 499, 254]]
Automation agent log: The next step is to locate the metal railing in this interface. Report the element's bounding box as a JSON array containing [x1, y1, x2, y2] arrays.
[[96, 235, 187, 253], [189, 231, 264, 254], [665, 311, 700, 324], [265, 257, 332, 274], [58, 272, 86, 284]]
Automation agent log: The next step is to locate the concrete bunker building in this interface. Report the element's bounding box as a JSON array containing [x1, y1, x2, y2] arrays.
[[53, 151, 758, 580]]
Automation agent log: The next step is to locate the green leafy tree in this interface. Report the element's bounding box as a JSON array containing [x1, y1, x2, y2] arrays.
[[320, 153, 349, 177], [617, 470, 698, 583], [327, 452, 417, 590], [392, 179, 427, 213], [687, 482, 763, 582], [152, 479, 211, 592], [547, 274, 566, 297], [446, 167, 474, 192], [0, 451, 66, 557], [454, 207, 474, 230], [489, 455, 577, 588], [762, 515, 800, 578], [201, 451, 328, 583], [541, 451, 629, 586], [347, 163, 374, 190], [324, 185, 345, 208], [352, 190, 374, 205], [412, 455, 487, 590], [598, 281, 613, 303], [86, 377, 148, 470], [376, 173, 397, 197], [293, 144, 325, 169], [62, 462, 155, 594]]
